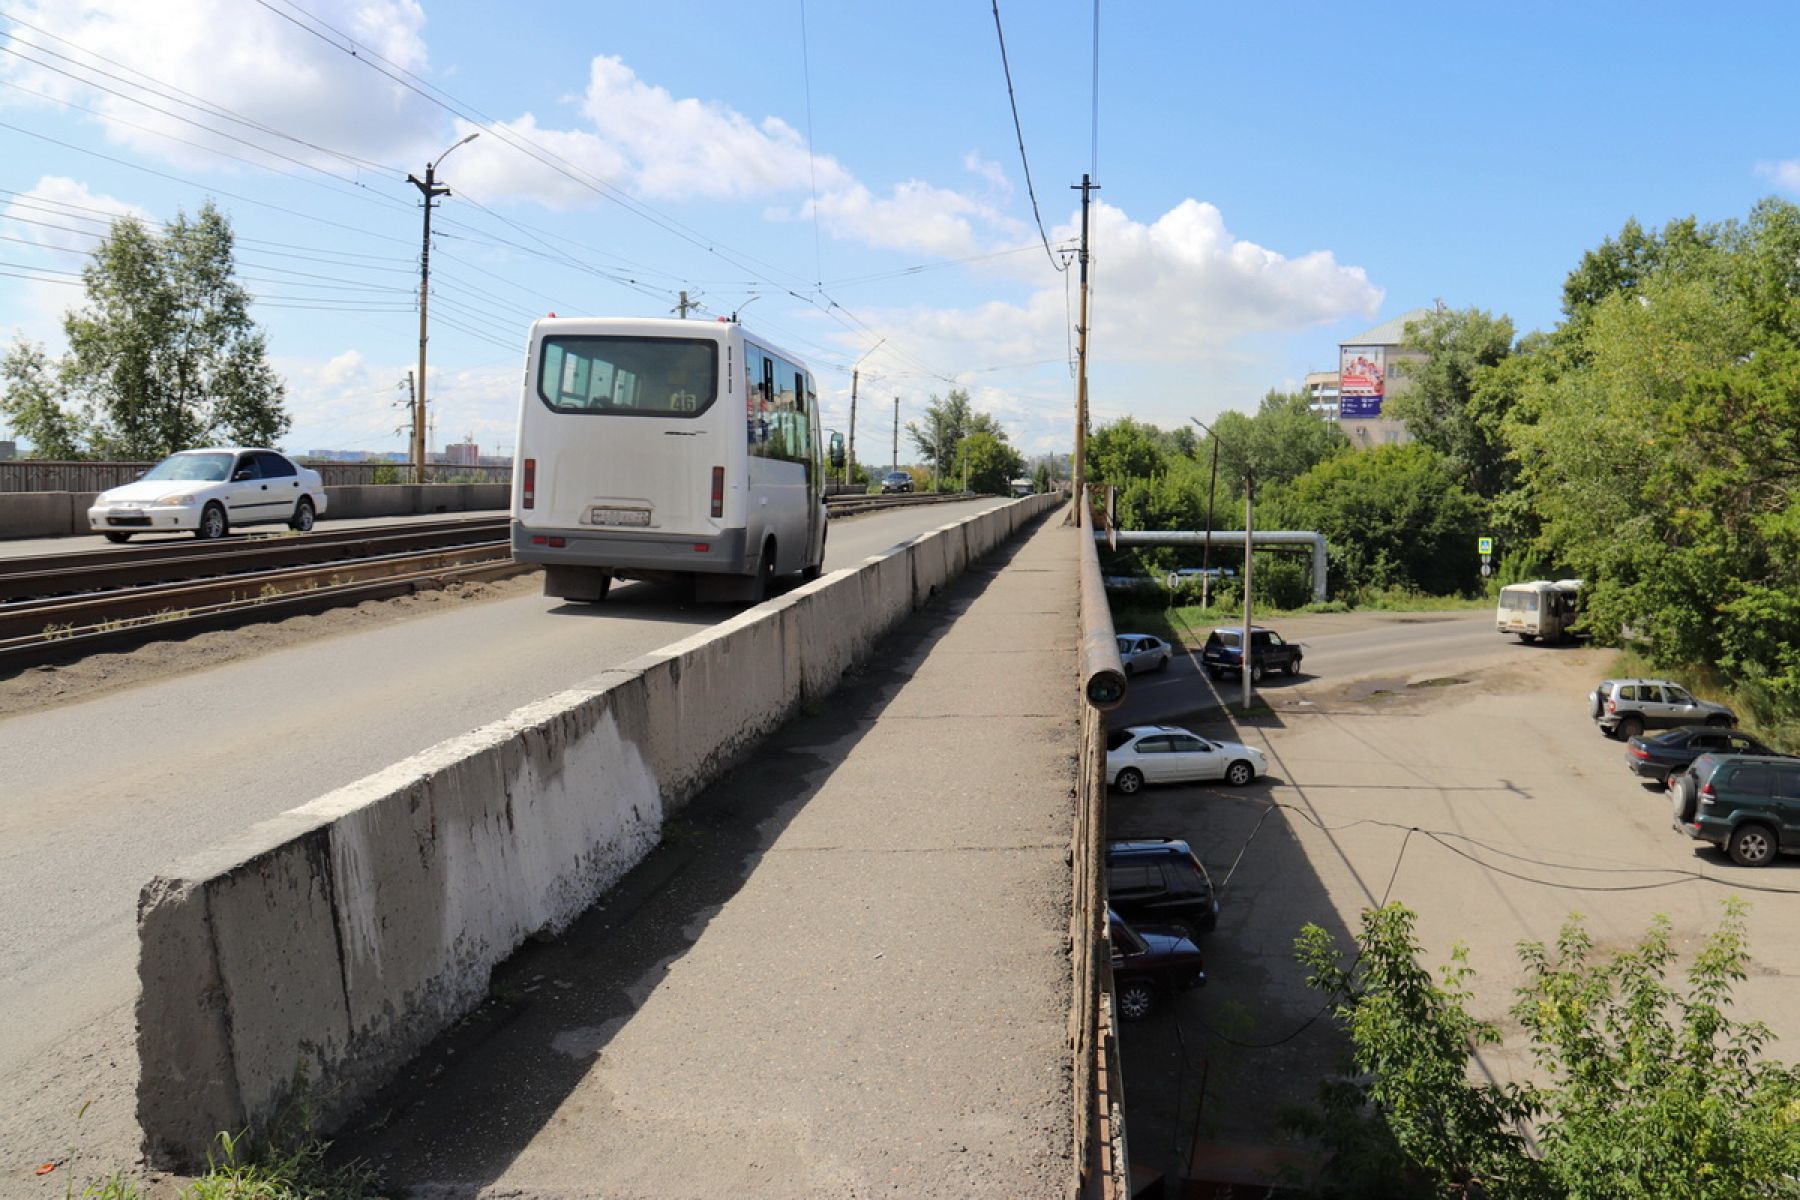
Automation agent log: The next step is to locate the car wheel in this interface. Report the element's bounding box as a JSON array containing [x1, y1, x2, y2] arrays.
[[1727, 823, 1778, 868], [1668, 772, 1698, 823], [1285, 657, 1301, 677], [103, 532, 132, 544], [1706, 714, 1732, 728], [1122, 661, 1134, 677], [749, 540, 776, 602], [802, 530, 826, 582], [1206, 666, 1222, 680], [1225, 760, 1255, 787], [289, 497, 316, 532], [1249, 661, 1265, 685], [1158, 654, 1171, 673], [196, 502, 227, 540], [1518, 633, 1538, 644], [1617, 714, 1644, 741], [1115, 979, 1157, 1021], [1114, 768, 1144, 795]]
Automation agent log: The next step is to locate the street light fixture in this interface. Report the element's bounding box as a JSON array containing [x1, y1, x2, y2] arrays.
[[407, 131, 481, 484]]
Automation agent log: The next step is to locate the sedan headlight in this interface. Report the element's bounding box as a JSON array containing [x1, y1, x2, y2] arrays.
[[157, 493, 199, 506]]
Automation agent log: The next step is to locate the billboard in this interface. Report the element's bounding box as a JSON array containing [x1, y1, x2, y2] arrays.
[[1339, 346, 1385, 418]]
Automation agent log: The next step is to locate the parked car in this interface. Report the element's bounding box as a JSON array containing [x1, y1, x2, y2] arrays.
[[1199, 625, 1303, 683], [1672, 752, 1800, 867], [879, 471, 914, 494], [1626, 725, 1779, 785], [1109, 909, 1206, 1020], [1590, 678, 1734, 740], [1115, 633, 1172, 675], [87, 448, 326, 542], [1107, 839, 1219, 939], [1104, 724, 1267, 793]]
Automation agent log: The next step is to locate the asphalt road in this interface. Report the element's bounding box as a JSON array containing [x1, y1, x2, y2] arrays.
[[0, 497, 1007, 1184], [1110, 610, 1511, 728], [0, 507, 504, 560]]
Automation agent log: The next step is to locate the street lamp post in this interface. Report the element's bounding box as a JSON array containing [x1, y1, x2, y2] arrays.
[[407, 132, 480, 485]]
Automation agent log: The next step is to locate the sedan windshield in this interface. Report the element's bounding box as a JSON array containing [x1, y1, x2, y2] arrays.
[[142, 453, 232, 482]]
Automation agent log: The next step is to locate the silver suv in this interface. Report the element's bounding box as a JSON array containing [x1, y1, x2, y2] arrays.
[[1590, 678, 1734, 741]]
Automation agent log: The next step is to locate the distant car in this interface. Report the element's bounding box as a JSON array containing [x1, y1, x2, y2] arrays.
[[1115, 633, 1172, 675], [1109, 909, 1206, 1020], [1590, 678, 1733, 740], [1104, 724, 1267, 793], [87, 448, 326, 542], [1673, 752, 1800, 867], [1199, 625, 1303, 683], [1625, 726, 1779, 785], [1107, 839, 1219, 940], [879, 471, 914, 494]]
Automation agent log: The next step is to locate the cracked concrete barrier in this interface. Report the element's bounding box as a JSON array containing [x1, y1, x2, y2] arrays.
[[136, 493, 1061, 1167]]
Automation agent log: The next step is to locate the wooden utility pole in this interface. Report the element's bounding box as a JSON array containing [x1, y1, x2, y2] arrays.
[[1242, 470, 1256, 712], [847, 368, 859, 485], [1071, 172, 1099, 513], [892, 396, 900, 476], [407, 132, 478, 485]]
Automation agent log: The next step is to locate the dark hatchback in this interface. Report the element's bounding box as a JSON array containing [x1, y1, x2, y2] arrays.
[[1106, 839, 1219, 939], [879, 471, 914, 493], [1626, 726, 1781, 784], [1109, 910, 1206, 1020]]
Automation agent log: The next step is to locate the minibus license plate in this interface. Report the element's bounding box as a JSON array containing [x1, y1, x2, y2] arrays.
[[590, 507, 651, 527]]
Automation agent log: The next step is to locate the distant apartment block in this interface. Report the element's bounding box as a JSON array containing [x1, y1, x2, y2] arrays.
[[1307, 307, 1434, 448]]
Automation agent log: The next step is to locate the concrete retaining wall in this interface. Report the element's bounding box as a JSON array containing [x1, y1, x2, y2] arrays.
[[0, 483, 511, 539], [137, 493, 1061, 1166]]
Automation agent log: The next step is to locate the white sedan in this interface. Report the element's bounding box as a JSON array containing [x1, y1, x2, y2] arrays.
[[88, 447, 327, 542], [1105, 724, 1267, 794], [1116, 633, 1172, 675]]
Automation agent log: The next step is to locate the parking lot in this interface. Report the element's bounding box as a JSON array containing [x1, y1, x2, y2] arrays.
[[1107, 641, 1800, 1187]]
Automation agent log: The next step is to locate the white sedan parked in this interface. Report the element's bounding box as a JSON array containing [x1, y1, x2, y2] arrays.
[[1116, 633, 1172, 675], [87, 448, 327, 542], [1105, 724, 1267, 794]]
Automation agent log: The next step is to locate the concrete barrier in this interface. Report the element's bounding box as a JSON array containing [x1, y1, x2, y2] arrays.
[[137, 493, 1061, 1165], [0, 484, 510, 539]]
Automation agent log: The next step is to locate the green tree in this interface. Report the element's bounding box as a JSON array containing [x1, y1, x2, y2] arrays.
[[1087, 416, 1167, 487], [1291, 902, 1800, 1200], [905, 389, 973, 479], [1263, 442, 1485, 596], [1209, 389, 1349, 490], [61, 202, 289, 457], [955, 430, 1024, 495], [1388, 307, 1518, 496], [0, 338, 85, 459], [1031, 461, 1052, 493]]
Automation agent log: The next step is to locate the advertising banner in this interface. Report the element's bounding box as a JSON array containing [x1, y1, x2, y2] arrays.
[[1339, 346, 1385, 418]]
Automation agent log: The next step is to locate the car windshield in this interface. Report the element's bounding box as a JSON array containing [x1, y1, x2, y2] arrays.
[[141, 453, 232, 482], [885, 473, 907, 482], [1105, 729, 1135, 751]]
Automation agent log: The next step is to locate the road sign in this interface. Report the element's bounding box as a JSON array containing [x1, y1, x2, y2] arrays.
[[1477, 536, 1494, 556]]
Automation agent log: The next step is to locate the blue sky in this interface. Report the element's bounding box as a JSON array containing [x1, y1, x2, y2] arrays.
[[1, 0, 1797, 460]]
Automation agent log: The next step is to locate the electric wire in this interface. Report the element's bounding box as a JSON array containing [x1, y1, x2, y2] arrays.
[[989, 0, 1065, 273], [797, 0, 824, 288]]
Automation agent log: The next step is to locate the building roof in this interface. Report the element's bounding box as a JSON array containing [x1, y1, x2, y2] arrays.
[[1341, 307, 1435, 349]]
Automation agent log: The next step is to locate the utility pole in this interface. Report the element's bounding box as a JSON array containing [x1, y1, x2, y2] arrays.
[[847, 368, 859, 485], [407, 132, 479, 485], [892, 396, 900, 476], [1242, 470, 1256, 712], [675, 290, 695, 319], [1071, 172, 1100, 515]]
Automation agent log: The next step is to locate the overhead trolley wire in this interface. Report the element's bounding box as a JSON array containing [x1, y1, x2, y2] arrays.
[[989, 1, 1065, 274]]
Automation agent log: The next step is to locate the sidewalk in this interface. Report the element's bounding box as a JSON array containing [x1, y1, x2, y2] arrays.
[[340, 515, 1080, 1198]]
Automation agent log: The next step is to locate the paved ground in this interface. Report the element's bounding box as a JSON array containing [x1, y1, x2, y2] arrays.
[[0, 508, 503, 558], [1109, 643, 1800, 1188], [0, 498, 1010, 1192], [331, 512, 1080, 1198]]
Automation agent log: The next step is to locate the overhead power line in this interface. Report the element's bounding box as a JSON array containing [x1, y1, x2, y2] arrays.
[[989, 0, 1065, 274]]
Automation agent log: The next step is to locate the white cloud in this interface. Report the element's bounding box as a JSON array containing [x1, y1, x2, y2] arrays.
[[0, 0, 440, 171], [277, 353, 517, 458], [2, 176, 151, 253], [807, 179, 1028, 258], [962, 152, 1013, 200], [1756, 159, 1800, 194]]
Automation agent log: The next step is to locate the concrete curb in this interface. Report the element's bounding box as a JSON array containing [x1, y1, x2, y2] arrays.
[[136, 493, 1060, 1166], [0, 483, 509, 539]]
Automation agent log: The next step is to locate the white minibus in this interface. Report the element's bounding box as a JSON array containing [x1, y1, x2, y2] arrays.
[[1496, 578, 1582, 643], [512, 316, 843, 603]]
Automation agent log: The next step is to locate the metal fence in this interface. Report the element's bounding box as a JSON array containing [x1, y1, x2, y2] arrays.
[[0, 460, 513, 492]]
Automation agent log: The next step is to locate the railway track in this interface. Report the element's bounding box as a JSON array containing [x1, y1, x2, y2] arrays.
[[0, 494, 984, 672]]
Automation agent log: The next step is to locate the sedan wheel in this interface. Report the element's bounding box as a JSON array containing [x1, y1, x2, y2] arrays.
[[104, 532, 132, 544], [1249, 662, 1265, 685], [1617, 715, 1644, 741], [196, 503, 227, 540], [1728, 824, 1777, 868], [1114, 768, 1144, 795], [1225, 760, 1255, 787], [1116, 980, 1156, 1021], [289, 497, 315, 532]]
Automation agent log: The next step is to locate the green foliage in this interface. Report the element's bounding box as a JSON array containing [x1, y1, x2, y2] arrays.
[[0, 337, 86, 458], [1388, 307, 1518, 497], [955, 429, 1024, 495], [1210, 389, 1350, 489], [1256, 556, 1312, 610], [1031, 461, 1052, 493], [368, 464, 403, 485], [1088, 415, 1169, 487], [1263, 443, 1486, 597], [1291, 902, 1800, 1200], [2, 204, 289, 459]]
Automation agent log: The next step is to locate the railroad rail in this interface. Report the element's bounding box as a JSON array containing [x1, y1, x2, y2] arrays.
[[0, 493, 990, 673]]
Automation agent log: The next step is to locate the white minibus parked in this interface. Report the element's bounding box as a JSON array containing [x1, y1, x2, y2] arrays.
[[1496, 578, 1582, 643], [512, 316, 843, 603]]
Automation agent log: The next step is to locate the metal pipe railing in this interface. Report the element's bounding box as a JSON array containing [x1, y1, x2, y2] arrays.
[[1078, 494, 1127, 710]]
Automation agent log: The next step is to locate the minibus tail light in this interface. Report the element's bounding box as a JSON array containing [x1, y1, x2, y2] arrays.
[[711, 466, 724, 518], [523, 458, 536, 509]]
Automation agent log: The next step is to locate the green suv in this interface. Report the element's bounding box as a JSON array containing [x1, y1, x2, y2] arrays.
[[1674, 753, 1800, 867]]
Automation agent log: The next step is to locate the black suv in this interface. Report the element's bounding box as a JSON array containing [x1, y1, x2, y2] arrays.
[[1106, 839, 1219, 939], [1674, 753, 1800, 867], [1108, 910, 1206, 1021], [1200, 625, 1302, 683]]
